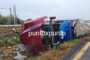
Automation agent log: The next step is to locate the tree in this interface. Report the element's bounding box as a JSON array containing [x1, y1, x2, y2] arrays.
[[0, 14, 23, 25], [0, 15, 8, 25]]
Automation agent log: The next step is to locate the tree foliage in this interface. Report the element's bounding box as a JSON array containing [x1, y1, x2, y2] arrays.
[[0, 15, 8, 24], [0, 14, 23, 25]]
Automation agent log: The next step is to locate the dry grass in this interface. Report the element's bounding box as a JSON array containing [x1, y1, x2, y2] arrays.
[[0, 27, 11, 34], [80, 35, 90, 41], [0, 26, 20, 34]]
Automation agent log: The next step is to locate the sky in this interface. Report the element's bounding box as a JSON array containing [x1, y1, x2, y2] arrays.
[[0, 0, 90, 20]]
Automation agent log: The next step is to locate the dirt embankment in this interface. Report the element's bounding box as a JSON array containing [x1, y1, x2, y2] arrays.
[[0, 25, 21, 34]]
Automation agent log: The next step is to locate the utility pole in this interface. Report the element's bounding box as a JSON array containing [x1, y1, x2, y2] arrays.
[[10, 8, 12, 25], [13, 5, 17, 25]]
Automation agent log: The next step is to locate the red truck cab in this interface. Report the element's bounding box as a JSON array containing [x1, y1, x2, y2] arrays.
[[20, 16, 47, 53]]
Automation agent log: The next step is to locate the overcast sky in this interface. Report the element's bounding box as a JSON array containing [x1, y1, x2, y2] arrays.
[[0, 0, 90, 20]]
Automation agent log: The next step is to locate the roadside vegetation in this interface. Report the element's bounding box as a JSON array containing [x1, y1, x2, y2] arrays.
[[0, 33, 20, 47], [0, 32, 90, 60], [0, 33, 20, 60], [0, 14, 23, 25]]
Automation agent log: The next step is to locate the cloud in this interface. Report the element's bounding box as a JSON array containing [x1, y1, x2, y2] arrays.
[[0, 0, 90, 20]]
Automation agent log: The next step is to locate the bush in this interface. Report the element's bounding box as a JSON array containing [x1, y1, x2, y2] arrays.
[[0, 33, 20, 47]]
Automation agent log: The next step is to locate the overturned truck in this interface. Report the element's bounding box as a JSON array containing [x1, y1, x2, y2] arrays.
[[20, 16, 80, 53]]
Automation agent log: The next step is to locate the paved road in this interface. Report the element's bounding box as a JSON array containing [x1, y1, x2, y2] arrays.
[[60, 41, 86, 60], [61, 42, 90, 60], [80, 47, 90, 60]]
